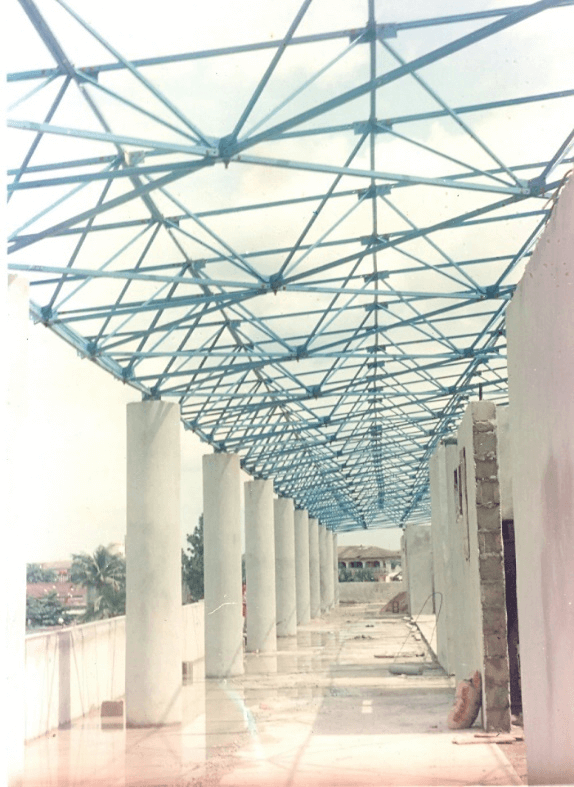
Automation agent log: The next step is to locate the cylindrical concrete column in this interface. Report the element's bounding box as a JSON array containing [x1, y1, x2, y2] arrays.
[[319, 523, 330, 614], [325, 527, 335, 610], [332, 531, 339, 605], [126, 400, 182, 726], [204, 453, 244, 677], [308, 517, 321, 619], [6, 276, 28, 784], [274, 497, 297, 637], [294, 509, 311, 624], [245, 479, 277, 653]]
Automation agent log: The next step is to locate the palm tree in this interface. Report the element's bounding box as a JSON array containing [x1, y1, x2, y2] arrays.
[[182, 515, 204, 602], [70, 546, 126, 621]]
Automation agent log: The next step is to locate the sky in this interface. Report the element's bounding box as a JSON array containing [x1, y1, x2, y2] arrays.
[[7, 0, 573, 561], [20, 312, 402, 562]]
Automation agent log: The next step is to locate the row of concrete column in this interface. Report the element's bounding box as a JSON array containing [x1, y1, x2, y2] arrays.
[[125, 417, 338, 727], [8, 275, 339, 777]]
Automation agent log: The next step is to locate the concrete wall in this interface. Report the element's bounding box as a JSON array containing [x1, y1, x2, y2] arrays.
[[432, 436, 482, 685], [506, 176, 574, 784], [403, 524, 434, 616], [25, 601, 204, 741], [496, 406, 513, 521], [338, 581, 404, 604], [400, 533, 409, 613], [429, 440, 458, 674]]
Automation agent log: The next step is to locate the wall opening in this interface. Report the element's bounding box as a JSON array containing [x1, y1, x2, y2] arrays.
[[502, 518, 522, 716]]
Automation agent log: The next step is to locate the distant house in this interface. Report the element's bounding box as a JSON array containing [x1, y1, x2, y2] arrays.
[[26, 580, 87, 617], [338, 545, 401, 580], [40, 560, 73, 583]]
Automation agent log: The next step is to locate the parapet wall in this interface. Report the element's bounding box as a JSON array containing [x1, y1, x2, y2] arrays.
[[25, 601, 205, 741], [338, 581, 403, 604]]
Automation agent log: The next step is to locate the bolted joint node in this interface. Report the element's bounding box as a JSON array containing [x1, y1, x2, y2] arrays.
[[218, 133, 238, 161]]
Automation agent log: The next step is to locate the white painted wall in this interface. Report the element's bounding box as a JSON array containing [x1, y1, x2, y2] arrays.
[[403, 524, 434, 616], [496, 406, 514, 521], [454, 405, 489, 686], [25, 602, 204, 741], [430, 441, 457, 674], [506, 176, 574, 785]]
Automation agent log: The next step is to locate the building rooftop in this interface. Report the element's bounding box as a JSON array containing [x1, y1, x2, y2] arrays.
[[21, 605, 525, 786], [26, 581, 86, 608], [338, 545, 401, 561]]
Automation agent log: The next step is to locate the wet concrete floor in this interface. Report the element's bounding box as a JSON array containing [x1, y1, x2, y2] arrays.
[[23, 604, 522, 786]]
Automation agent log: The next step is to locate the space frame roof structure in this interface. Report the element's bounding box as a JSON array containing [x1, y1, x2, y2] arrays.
[[7, 0, 574, 531]]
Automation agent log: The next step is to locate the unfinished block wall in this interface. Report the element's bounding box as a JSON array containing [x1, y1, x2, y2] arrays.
[[430, 402, 511, 732], [457, 402, 511, 732]]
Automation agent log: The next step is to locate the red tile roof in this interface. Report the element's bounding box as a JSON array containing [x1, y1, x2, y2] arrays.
[[26, 582, 87, 608]]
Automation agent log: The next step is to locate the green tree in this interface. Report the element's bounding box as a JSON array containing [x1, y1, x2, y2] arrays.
[[353, 567, 376, 582], [26, 591, 71, 628], [182, 515, 204, 602], [26, 563, 58, 583], [338, 567, 354, 582], [70, 546, 126, 621]]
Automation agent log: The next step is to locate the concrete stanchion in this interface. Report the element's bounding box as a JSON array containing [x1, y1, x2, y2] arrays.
[[203, 453, 244, 677], [126, 401, 182, 726], [294, 509, 311, 624], [325, 527, 335, 611], [332, 531, 339, 605], [308, 517, 321, 619], [245, 479, 277, 653], [274, 497, 297, 637], [319, 523, 330, 614]]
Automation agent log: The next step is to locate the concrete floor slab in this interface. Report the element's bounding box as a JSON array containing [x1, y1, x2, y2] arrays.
[[22, 604, 522, 787]]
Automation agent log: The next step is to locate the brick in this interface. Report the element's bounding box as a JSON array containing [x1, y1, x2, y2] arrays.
[[484, 658, 510, 687], [476, 506, 501, 531], [474, 420, 495, 433], [481, 582, 506, 608], [485, 706, 511, 733], [482, 614, 507, 636], [485, 683, 510, 708], [477, 479, 500, 506], [101, 700, 124, 717], [473, 432, 497, 455], [478, 531, 503, 554], [479, 554, 503, 580], [475, 459, 498, 479], [484, 632, 508, 657]]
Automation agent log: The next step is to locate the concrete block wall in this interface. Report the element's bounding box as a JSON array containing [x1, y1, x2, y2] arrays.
[[24, 601, 205, 741], [506, 175, 574, 784], [456, 402, 511, 732], [430, 403, 512, 732], [402, 524, 434, 617]]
